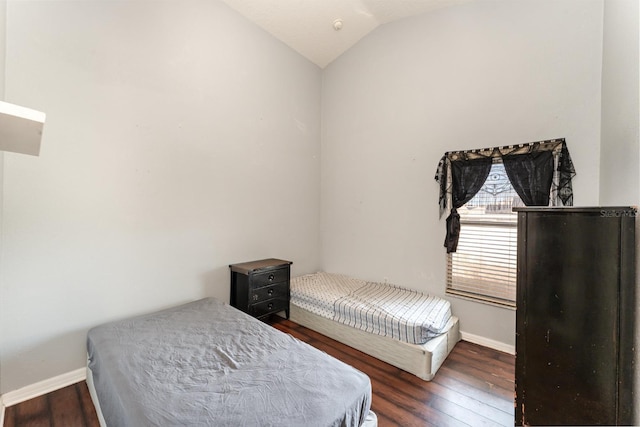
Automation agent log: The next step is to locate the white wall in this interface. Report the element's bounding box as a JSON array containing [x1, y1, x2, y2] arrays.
[[0, 0, 5, 396], [598, 2, 640, 422], [599, 0, 639, 206], [2, 0, 635, 397], [321, 0, 604, 348], [0, 0, 321, 393]]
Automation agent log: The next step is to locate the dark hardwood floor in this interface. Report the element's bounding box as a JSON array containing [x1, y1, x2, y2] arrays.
[[4, 318, 514, 427], [271, 318, 515, 427], [3, 382, 99, 427]]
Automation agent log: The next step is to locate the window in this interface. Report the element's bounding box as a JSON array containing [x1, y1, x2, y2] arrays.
[[446, 161, 523, 307], [435, 138, 576, 307]]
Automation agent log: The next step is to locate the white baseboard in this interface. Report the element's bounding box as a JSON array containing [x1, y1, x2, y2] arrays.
[[460, 330, 515, 355], [1, 368, 86, 408]]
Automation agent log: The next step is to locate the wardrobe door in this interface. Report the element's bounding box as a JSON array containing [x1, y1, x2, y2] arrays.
[[516, 210, 626, 426]]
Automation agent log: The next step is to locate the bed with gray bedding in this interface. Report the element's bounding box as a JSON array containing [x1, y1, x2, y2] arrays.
[[86, 297, 373, 426]]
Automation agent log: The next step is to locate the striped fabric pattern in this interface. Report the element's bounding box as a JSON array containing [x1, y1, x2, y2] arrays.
[[334, 282, 452, 344], [291, 272, 366, 318], [291, 272, 452, 345]]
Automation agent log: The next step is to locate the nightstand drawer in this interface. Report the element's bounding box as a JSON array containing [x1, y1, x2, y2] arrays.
[[249, 298, 288, 318], [250, 283, 288, 302], [251, 267, 289, 288]]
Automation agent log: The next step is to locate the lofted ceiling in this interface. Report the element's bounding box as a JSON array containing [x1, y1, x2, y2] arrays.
[[220, 0, 473, 68]]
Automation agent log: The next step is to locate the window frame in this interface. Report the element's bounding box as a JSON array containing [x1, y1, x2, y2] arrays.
[[446, 217, 518, 308], [445, 160, 521, 308], [437, 140, 570, 308]]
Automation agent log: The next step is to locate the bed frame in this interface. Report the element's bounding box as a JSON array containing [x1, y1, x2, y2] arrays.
[[86, 362, 108, 427], [290, 303, 460, 381]]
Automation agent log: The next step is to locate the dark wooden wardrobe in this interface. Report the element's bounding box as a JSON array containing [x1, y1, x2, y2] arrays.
[[514, 207, 637, 426]]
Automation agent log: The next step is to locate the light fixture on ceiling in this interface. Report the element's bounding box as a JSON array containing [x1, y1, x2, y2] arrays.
[[0, 101, 46, 156], [333, 18, 343, 31]]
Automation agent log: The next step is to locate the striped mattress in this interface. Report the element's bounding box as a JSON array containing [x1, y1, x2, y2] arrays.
[[291, 272, 452, 345]]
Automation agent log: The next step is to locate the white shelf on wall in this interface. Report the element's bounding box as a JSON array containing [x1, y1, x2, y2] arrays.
[[0, 101, 46, 156]]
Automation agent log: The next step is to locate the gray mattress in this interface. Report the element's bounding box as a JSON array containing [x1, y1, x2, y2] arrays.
[[86, 298, 372, 426]]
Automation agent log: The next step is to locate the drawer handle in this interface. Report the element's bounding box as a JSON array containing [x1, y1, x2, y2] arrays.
[[267, 289, 274, 296], [268, 274, 275, 282], [268, 303, 273, 310]]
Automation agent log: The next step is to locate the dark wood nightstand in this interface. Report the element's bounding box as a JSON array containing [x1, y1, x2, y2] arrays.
[[229, 258, 292, 320]]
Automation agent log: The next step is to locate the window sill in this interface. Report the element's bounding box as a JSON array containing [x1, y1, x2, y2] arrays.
[[446, 289, 516, 310]]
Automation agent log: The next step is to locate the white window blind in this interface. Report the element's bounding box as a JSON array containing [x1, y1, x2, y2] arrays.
[[446, 162, 521, 307]]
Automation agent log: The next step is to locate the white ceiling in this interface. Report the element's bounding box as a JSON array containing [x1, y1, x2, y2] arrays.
[[220, 0, 473, 68]]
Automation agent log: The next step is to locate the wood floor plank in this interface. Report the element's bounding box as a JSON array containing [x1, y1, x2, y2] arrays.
[[372, 410, 398, 427], [3, 405, 16, 427], [14, 395, 49, 420], [11, 394, 51, 427], [433, 366, 514, 413], [455, 340, 515, 366], [77, 383, 101, 427], [369, 376, 468, 427], [6, 317, 515, 427], [447, 348, 514, 385], [374, 364, 503, 426], [443, 357, 515, 399], [427, 396, 504, 427], [49, 384, 85, 427], [427, 384, 513, 426]]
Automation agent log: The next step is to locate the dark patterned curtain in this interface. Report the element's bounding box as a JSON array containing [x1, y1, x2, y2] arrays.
[[502, 150, 554, 206], [444, 157, 492, 253], [435, 138, 576, 253], [557, 143, 576, 205]]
